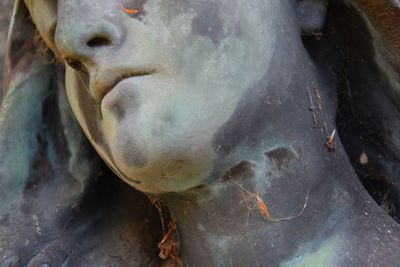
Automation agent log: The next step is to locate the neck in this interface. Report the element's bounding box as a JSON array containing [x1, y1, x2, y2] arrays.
[[160, 47, 400, 266]]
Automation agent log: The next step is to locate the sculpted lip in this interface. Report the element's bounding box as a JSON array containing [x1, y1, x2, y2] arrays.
[[97, 68, 157, 105]]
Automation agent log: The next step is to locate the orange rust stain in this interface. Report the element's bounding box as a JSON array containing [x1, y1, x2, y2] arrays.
[[118, 3, 139, 15]]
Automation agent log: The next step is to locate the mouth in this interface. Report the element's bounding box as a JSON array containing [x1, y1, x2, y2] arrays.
[[97, 68, 157, 104], [90, 67, 157, 118]]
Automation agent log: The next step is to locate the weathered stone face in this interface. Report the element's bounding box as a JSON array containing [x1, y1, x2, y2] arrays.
[[26, 0, 299, 193], [6, 1, 400, 266]]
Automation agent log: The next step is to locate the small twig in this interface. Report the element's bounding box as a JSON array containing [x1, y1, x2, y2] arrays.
[[159, 221, 177, 246], [315, 87, 329, 136], [307, 87, 318, 128], [325, 129, 336, 152], [329, 129, 336, 142], [149, 195, 167, 234], [149, 197, 181, 265], [302, 31, 323, 40], [230, 180, 253, 196], [314, 86, 336, 151], [158, 221, 180, 264], [269, 188, 310, 222], [231, 180, 310, 223]]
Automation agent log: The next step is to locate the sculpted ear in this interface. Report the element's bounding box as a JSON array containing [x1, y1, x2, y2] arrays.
[[297, 0, 328, 32]]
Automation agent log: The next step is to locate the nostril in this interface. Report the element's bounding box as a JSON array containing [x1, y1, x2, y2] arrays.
[[64, 57, 88, 73], [86, 36, 113, 47]]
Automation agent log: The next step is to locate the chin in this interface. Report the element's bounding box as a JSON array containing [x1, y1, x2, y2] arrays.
[[118, 160, 210, 194], [107, 145, 214, 193]]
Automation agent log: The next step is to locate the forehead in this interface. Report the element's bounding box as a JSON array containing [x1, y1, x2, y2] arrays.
[[25, 0, 295, 17], [25, 0, 288, 38], [27, 0, 276, 18], [26, 0, 284, 55]]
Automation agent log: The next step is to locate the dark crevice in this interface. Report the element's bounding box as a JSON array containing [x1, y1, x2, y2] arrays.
[[303, 0, 400, 222]]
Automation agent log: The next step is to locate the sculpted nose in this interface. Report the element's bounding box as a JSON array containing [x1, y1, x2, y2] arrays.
[[54, 20, 121, 71]]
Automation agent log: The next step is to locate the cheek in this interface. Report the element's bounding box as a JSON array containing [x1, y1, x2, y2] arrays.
[[131, 76, 241, 153], [65, 68, 106, 146], [143, 1, 273, 77], [186, 1, 228, 46], [65, 70, 92, 136]]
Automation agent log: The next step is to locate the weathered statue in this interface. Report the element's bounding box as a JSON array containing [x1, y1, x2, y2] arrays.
[[1, 0, 400, 266]]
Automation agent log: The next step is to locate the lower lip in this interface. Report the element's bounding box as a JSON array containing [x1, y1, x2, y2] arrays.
[[101, 77, 144, 112]]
